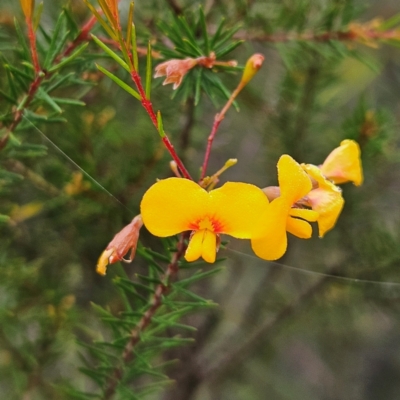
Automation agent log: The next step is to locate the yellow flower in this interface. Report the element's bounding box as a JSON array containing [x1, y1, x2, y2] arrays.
[[140, 177, 270, 263], [251, 155, 318, 261], [301, 164, 344, 237], [319, 139, 363, 186]]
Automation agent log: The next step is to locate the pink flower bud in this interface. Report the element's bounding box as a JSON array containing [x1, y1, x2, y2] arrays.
[[154, 58, 198, 90]]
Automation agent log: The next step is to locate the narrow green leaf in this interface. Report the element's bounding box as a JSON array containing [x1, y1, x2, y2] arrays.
[[153, 317, 197, 332], [0, 89, 17, 105], [82, 0, 117, 40], [96, 64, 141, 100], [210, 17, 225, 48], [91, 35, 130, 72], [46, 72, 76, 92], [63, 6, 79, 35], [173, 286, 212, 303], [131, 23, 139, 73], [37, 88, 62, 113], [136, 247, 165, 273], [52, 97, 86, 106], [144, 248, 170, 262], [182, 39, 203, 56], [136, 274, 162, 285], [194, 68, 202, 105], [379, 13, 400, 30], [156, 111, 165, 138], [146, 41, 152, 99], [117, 277, 155, 294], [48, 31, 70, 67], [177, 15, 199, 48], [174, 267, 224, 288], [215, 40, 244, 58], [4, 64, 33, 81], [33, 2, 44, 31], [79, 368, 106, 385], [90, 302, 114, 318], [38, 24, 52, 43], [48, 42, 89, 72], [213, 24, 242, 52], [5, 68, 18, 99], [199, 7, 210, 55], [14, 18, 30, 60]]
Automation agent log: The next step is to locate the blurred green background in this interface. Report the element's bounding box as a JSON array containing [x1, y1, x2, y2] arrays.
[[1, 0, 400, 399]]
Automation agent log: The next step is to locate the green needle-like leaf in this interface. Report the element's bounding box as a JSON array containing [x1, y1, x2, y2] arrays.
[[48, 42, 89, 72], [91, 34, 130, 72], [96, 64, 141, 100]]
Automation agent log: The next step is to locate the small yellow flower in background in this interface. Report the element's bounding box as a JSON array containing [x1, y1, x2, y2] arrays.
[[140, 177, 270, 263], [319, 139, 363, 186], [251, 155, 319, 261], [301, 164, 344, 237]]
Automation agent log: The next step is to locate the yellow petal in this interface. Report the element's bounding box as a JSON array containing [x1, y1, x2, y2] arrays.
[[201, 230, 217, 263], [141, 178, 209, 237], [289, 208, 319, 222], [209, 182, 270, 238], [278, 155, 313, 204], [320, 140, 363, 186], [286, 217, 312, 239], [184, 229, 217, 263], [251, 197, 288, 260], [302, 164, 345, 237]]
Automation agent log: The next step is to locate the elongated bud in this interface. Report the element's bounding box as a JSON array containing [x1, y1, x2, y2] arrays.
[[96, 215, 143, 276], [240, 53, 264, 86], [20, 0, 35, 19]]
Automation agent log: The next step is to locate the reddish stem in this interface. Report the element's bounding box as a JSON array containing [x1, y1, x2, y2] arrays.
[[130, 70, 193, 180], [200, 117, 222, 180], [26, 18, 40, 74]]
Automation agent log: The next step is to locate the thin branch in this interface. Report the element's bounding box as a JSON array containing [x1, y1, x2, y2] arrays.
[[103, 234, 187, 400]]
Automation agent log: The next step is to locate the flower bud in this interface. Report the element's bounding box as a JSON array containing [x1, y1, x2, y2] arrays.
[[154, 58, 197, 90], [20, 0, 35, 19], [240, 53, 264, 86], [96, 215, 143, 275]]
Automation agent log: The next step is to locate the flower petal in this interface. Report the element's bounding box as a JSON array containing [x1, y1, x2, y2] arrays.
[[289, 208, 319, 222], [184, 229, 217, 263], [209, 182, 270, 238], [251, 197, 288, 260], [278, 155, 313, 204], [141, 178, 209, 237], [302, 164, 345, 237], [320, 139, 363, 186], [286, 217, 312, 239], [201, 230, 217, 263]]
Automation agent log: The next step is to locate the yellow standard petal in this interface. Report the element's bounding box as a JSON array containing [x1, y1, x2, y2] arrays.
[[320, 139, 363, 186], [209, 182, 270, 238], [140, 178, 209, 237], [302, 164, 344, 237], [278, 155, 313, 203]]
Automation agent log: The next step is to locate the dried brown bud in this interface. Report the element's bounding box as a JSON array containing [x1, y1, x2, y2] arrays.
[[96, 215, 143, 275]]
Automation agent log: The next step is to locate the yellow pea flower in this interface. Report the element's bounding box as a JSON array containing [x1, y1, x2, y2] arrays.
[[251, 155, 318, 261], [319, 139, 363, 186], [301, 164, 344, 237], [140, 177, 270, 263]]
